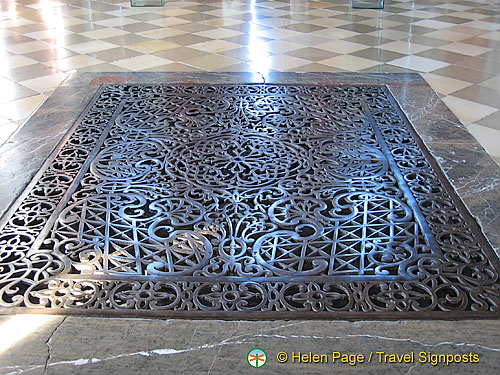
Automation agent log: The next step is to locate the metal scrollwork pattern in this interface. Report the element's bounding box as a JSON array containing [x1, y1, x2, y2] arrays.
[[0, 84, 498, 318]]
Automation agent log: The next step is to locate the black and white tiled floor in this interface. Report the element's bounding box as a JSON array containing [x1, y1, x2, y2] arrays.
[[0, 0, 499, 163]]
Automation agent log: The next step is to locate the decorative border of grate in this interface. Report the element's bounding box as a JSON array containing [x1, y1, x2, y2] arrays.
[[0, 84, 498, 319]]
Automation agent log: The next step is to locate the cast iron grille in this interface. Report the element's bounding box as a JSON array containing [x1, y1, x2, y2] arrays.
[[0, 84, 498, 318]]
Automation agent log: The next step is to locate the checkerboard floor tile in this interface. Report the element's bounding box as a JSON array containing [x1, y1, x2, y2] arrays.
[[0, 0, 499, 164]]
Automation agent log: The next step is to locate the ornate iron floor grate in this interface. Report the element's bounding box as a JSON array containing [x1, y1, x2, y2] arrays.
[[0, 84, 498, 318]]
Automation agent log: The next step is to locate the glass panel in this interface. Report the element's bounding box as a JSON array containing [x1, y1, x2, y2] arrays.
[[351, 0, 384, 9], [131, 0, 164, 7]]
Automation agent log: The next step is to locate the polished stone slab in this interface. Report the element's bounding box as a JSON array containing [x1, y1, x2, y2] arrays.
[[0, 73, 498, 319], [0, 315, 499, 375]]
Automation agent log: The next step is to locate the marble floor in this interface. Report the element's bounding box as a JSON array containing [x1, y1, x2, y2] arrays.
[[0, 316, 499, 374], [1, 0, 500, 373], [0, 0, 499, 164]]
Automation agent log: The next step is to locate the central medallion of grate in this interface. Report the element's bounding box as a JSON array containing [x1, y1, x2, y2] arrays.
[[0, 84, 498, 318]]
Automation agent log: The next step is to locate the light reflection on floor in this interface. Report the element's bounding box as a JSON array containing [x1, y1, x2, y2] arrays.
[[0, 314, 59, 355], [0, 0, 499, 165]]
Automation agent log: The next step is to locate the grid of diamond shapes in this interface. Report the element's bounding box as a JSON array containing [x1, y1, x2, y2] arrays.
[[0, 0, 500, 163]]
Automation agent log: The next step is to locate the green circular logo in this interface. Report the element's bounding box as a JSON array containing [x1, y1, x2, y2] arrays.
[[247, 348, 267, 368]]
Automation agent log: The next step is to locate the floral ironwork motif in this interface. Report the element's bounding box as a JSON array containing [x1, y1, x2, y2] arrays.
[[0, 84, 498, 317]]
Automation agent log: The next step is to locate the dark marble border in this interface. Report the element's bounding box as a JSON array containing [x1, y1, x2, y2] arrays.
[[1, 72, 498, 259]]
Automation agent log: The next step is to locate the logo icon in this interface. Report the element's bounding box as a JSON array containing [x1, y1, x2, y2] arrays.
[[247, 348, 267, 368]]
